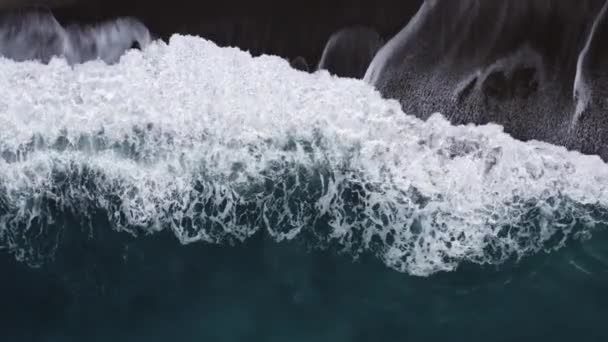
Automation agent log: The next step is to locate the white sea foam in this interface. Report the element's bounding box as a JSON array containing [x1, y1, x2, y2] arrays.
[[1, 35, 608, 276]]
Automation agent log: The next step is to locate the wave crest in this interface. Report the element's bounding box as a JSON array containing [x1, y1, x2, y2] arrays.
[[1, 35, 608, 276]]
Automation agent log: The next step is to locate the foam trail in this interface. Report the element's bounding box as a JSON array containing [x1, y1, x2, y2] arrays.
[[1, 35, 608, 276], [0, 10, 151, 64], [0, 10, 68, 63], [363, 1, 430, 85], [363, 0, 608, 159], [573, 0, 608, 122], [64, 17, 152, 64], [317, 27, 383, 79]]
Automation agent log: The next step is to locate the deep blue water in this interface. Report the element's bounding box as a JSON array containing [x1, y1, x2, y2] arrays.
[[2, 217, 607, 342]]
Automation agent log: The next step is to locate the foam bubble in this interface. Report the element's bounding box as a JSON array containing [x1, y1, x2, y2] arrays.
[[1, 35, 608, 276]]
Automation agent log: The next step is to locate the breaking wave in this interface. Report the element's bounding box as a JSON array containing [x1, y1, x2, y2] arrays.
[[1, 35, 608, 276]]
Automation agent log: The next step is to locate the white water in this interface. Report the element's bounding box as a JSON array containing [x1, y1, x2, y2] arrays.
[[1, 35, 608, 276]]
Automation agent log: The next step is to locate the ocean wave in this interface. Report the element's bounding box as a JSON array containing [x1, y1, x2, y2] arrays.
[[1, 35, 608, 276]]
